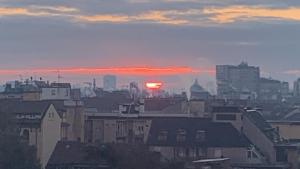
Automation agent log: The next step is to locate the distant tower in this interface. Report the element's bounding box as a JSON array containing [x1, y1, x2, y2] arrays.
[[190, 79, 210, 100], [93, 78, 96, 90], [103, 75, 117, 91]]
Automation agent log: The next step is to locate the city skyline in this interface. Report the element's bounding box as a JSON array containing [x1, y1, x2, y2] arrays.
[[1, 0, 300, 90]]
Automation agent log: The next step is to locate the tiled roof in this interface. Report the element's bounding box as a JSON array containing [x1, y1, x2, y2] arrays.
[[212, 106, 242, 113], [147, 118, 250, 147], [47, 141, 109, 167], [0, 99, 51, 114], [83, 97, 132, 113], [144, 97, 186, 111]]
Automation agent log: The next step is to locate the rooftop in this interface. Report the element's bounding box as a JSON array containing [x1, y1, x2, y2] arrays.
[[147, 118, 250, 147]]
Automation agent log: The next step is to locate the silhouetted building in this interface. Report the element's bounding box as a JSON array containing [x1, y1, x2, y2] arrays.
[[293, 78, 300, 97], [103, 75, 116, 91], [258, 78, 281, 101], [216, 62, 260, 100], [190, 79, 210, 100]]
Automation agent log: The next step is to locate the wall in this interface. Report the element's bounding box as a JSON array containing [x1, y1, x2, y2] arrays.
[[243, 115, 276, 163], [63, 102, 85, 141], [40, 88, 71, 100], [41, 105, 62, 169], [213, 113, 243, 132], [85, 117, 152, 144], [270, 122, 300, 140]]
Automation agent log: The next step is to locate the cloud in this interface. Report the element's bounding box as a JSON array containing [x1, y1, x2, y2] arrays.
[[3, 4, 300, 26], [0, 5, 189, 25], [75, 10, 188, 25], [30, 5, 79, 12], [76, 15, 130, 23], [203, 5, 300, 23], [133, 10, 188, 24], [0, 6, 77, 17]]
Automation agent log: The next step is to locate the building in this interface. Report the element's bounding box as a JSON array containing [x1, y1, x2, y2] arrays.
[[46, 141, 111, 169], [281, 82, 290, 98], [258, 78, 282, 101], [48, 100, 85, 142], [293, 78, 300, 97], [211, 106, 244, 132], [0, 81, 72, 101], [190, 79, 211, 100], [103, 75, 117, 92], [216, 62, 260, 100], [40, 83, 71, 100], [0, 100, 62, 169], [147, 118, 259, 164]]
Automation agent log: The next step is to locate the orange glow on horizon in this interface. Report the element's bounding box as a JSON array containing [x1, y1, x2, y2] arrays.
[[146, 82, 163, 89], [0, 66, 215, 76]]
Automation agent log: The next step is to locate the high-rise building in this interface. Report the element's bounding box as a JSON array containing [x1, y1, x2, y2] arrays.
[[216, 62, 260, 100], [293, 78, 300, 97], [258, 78, 281, 101], [103, 75, 117, 91]]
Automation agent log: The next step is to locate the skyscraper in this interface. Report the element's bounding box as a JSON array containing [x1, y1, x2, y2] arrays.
[[103, 75, 117, 91], [216, 62, 260, 100]]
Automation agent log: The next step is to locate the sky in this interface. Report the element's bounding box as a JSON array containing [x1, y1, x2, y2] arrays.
[[1, 0, 300, 92]]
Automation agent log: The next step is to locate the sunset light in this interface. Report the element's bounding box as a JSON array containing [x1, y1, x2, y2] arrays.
[[146, 82, 163, 90], [0, 67, 215, 76]]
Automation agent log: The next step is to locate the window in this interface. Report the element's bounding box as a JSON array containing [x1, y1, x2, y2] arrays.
[[48, 112, 54, 119], [176, 129, 186, 142], [178, 148, 185, 158], [197, 148, 206, 157], [195, 130, 206, 142], [247, 147, 259, 159], [65, 89, 69, 97], [214, 149, 222, 158], [158, 130, 168, 141], [189, 148, 197, 158], [216, 114, 236, 120], [22, 129, 29, 142], [51, 89, 56, 96]]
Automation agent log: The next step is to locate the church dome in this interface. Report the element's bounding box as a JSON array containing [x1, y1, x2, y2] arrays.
[[190, 79, 205, 93]]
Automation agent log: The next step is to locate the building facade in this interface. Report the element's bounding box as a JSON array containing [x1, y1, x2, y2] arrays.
[[216, 62, 260, 100]]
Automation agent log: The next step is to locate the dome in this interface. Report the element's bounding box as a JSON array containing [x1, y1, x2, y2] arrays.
[[190, 79, 205, 93]]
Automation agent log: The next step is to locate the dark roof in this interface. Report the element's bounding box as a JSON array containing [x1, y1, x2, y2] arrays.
[[212, 106, 242, 113], [144, 97, 186, 111], [47, 141, 109, 167], [0, 99, 51, 114], [50, 83, 71, 88], [0, 100, 64, 123], [83, 97, 132, 113], [244, 111, 280, 143], [147, 118, 250, 147]]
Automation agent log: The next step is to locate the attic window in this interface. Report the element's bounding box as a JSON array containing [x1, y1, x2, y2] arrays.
[[158, 130, 168, 141], [176, 129, 186, 142], [195, 130, 206, 142], [51, 89, 56, 96]]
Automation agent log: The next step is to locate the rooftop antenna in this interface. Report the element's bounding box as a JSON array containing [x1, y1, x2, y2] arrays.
[[57, 70, 63, 83], [241, 56, 248, 64]]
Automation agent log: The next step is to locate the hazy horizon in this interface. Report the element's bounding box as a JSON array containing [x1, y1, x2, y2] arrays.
[[1, 0, 300, 91]]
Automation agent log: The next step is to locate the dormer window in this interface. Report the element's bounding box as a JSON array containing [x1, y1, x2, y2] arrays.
[[195, 130, 206, 142], [158, 130, 168, 141], [51, 89, 56, 96], [176, 129, 186, 142]]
